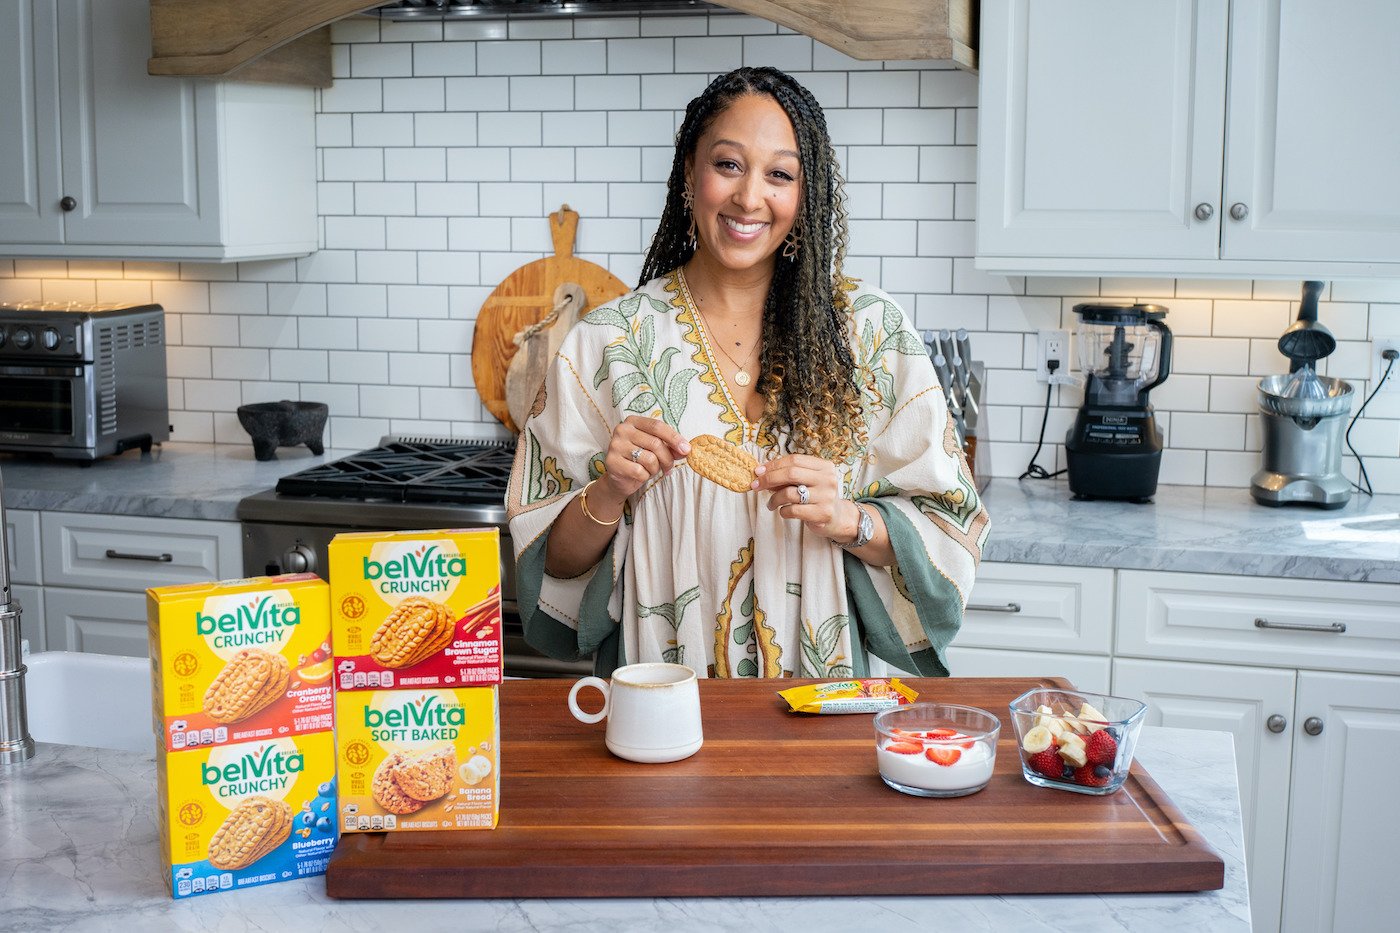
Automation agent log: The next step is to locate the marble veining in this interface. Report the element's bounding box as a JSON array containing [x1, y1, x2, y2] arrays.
[[3, 443, 1397, 582], [0, 727, 1249, 932]]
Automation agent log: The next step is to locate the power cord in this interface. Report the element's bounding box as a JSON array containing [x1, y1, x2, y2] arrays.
[[1346, 348, 1399, 496], [1020, 359, 1068, 480]]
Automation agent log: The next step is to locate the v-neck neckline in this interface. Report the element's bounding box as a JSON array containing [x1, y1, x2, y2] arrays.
[[677, 268, 760, 436]]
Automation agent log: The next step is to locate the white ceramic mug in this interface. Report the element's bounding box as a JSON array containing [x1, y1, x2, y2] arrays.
[[567, 662, 703, 763]]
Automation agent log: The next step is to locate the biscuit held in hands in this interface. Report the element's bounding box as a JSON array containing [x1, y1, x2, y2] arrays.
[[686, 434, 758, 492]]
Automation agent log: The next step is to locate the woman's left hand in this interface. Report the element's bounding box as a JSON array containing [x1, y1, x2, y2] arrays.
[[752, 454, 858, 543]]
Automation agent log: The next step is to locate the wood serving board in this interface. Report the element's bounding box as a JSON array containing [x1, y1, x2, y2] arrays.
[[470, 205, 629, 434], [325, 677, 1224, 899]]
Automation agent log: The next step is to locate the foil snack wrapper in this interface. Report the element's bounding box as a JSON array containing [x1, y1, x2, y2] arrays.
[[778, 678, 918, 715]]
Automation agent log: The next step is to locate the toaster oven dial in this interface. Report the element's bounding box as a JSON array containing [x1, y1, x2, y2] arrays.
[[41, 327, 61, 351], [281, 544, 316, 574], [11, 327, 32, 350]]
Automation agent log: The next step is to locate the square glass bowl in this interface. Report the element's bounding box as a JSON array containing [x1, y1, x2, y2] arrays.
[[1009, 688, 1147, 796], [872, 703, 1000, 797]]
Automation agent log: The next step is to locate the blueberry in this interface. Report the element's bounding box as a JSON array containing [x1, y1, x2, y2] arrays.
[[1061, 765, 1075, 780], [1094, 765, 1113, 779], [315, 816, 332, 833], [299, 811, 316, 828], [318, 780, 335, 797]]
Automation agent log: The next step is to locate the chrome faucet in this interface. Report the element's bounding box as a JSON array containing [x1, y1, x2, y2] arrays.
[[0, 468, 36, 765]]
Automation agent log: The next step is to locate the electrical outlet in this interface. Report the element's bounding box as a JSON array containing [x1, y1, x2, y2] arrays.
[[1374, 337, 1400, 393], [1036, 329, 1073, 384]]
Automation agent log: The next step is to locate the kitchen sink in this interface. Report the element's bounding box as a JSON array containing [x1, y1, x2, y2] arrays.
[[23, 651, 154, 754]]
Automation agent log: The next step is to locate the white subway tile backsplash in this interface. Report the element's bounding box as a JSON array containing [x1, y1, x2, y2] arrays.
[[849, 72, 920, 109], [675, 36, 741, 73], [1211, 299, 1290, 338], [40, 279, 96, 303], [915, 220, 975, 258], [1169, 412, 1246, 450], [166, 346, 211, 379], [417, 252, 481, 286], [879, 183, 953, 221], [210, 282, 268, 316], [541, 38, 606, 76], [607, 110, 674, 146], [577, 75, 641, 109], [330, 350, 389, 385], [95, 279, 153, 305], [478, 111, 542, 145], [607, 182, 665, 218], [414, 112, 476, 147], [508, 18, 572, 41], [986, 295, 1061, 333], [415, 183, 478, 217], [14, 259, 67, 278], [506, 147, 572, 182], [606, 38, 675, 74], [479, 182, 543, 217], [352, 43, 413, 78], [322, 79, 383, 113], [883, 109, 955, 145], [211, 348, 272, 381], [355, 182, 418, 215], [575, 217, 643, 254], [381, 19, 440, 43], [919, 70, 977, 108], [846, 145, 919, 183], [298, 317, 358, 350], [641, 73, 710, 109], [327, 283, 388, 317], [917, 146, 976, 184], [1209, 375, 1262, 414], [447, 147, 511, 181], [510, 75, 576, 110], [316, 114, 354, 147], [185, 379, 240, 411], [390, 351, 451, 387], [1248, 337, 1289, 376], [446, 76, 509, 111], [641, 14, 708, 37], [478, 40, 542, 76], [357, 250, 419, 284], [317, 182, 356, 215], [414, 41, 474, 77], [543, 182, 609, 218], [384, 77, 446, 112], [238, 316, 297, 349], [361, 384, 421, 419], [576, 147, 642, 182], [1173, 336, 1249, 375], [357, 318, 421, 353], [846, 220, 917, 259], [881, 257, 952, 294], [297, 249, 358, 284], [387, 217, 449, 251], [324, 148, 385, 181]]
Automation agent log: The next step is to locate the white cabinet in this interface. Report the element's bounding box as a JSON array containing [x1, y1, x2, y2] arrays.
[[0, 0, 316, 261], [977, 0, 1400, 278], [36, 511, 240, 658], [1114, 569, 1400, 933], [3, 507, 45, 650]]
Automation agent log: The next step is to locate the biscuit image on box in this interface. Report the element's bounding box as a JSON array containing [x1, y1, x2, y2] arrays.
[[370, 596, 456, 669], [686, 434, 758, 492], [202, 649, 290, 724], [372, 747, 456, 813], [208, 796, 293, 870]]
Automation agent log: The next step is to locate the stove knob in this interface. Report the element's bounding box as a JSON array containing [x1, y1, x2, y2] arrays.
[[42, 327, 61, 351], [0, 326, 6, 348], [281, 544, 316, 574], [12, 327, 32, 350]]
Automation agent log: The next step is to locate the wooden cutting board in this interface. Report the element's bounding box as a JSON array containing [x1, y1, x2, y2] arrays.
[[471, 205, 629, 433], [325, 677, 1224, 899]]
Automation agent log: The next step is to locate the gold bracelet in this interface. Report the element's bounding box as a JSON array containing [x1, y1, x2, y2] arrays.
[[578, 480, 622, 527]]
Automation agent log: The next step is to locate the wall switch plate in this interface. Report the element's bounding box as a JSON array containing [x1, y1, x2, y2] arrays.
[[1374, 337, 1400, 393], [1036, 328, 1073, 384]]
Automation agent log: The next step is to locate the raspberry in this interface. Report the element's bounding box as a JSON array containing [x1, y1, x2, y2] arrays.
[[1085, 730, 1118, 767], [1074, 764, 1113, 787], [1027, 748, 1061, 778]]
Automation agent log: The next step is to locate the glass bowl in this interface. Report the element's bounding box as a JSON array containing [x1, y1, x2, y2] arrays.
[[872, 702, 1000, 798], [1008, 688, 1147, 796]]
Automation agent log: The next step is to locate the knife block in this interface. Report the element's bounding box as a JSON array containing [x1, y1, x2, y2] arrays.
[[964, 362, 990, 493]]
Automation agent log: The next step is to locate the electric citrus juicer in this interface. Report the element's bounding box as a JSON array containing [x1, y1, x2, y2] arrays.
[[1064, 303, 1173, 502]]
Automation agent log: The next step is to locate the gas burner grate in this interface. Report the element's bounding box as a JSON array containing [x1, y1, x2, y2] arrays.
[[275, 437, 516, 507]]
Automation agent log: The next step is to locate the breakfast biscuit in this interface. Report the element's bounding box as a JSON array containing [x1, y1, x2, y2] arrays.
[[372, 753, 428, 815], [207, 796, 292, 871], [394, 747, 457, 802], [370, 596, 456, 669], [202, 649, 290, 724], [686, 434, 758, 493]]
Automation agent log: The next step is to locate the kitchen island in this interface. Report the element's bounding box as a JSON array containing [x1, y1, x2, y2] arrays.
[[0, 726, 1249, 932]]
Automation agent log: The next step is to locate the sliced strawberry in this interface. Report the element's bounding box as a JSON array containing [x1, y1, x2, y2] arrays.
[[925, 746, 962, 766], [925, 728, 957, 738], [884, 741, 923, 755]]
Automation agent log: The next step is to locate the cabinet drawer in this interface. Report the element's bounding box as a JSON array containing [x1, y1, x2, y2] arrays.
[[44, 587, 148, 658], [4, 509, 42, 585], [957, 562, 1114, 654], [946, 646, 1111, 695], [1118, 570, 1400, 674], [41, 512, 240, 591]]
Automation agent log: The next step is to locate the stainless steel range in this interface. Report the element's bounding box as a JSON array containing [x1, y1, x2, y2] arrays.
[[237, 435, 588, 678]]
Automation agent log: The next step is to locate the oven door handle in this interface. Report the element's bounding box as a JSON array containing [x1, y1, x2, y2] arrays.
[[0, 363, 85, 377]]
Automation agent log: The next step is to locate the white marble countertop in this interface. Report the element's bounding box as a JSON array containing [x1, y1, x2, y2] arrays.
[[3, 442, 1397, 581], [0, 726, 1250, 933]]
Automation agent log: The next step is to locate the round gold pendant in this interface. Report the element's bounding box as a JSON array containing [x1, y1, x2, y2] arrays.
[[734, 370, 751, 387]]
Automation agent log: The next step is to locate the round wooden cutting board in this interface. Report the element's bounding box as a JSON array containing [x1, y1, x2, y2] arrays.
[[472, 206, 630, 433]]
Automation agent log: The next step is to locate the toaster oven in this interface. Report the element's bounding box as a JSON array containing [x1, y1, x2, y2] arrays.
[[0, 301, 170, 459]]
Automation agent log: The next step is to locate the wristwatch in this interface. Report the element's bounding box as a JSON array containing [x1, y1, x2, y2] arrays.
[[836, 502, 875, 550]]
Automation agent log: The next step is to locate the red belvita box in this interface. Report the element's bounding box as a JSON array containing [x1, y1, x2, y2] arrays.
[[329, 529, 502, 691]]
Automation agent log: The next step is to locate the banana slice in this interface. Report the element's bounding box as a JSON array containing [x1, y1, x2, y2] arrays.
[[1077, 702, 1109, 733], [1021, 725, 1055, 753], [1058, 732, 1088, 767]]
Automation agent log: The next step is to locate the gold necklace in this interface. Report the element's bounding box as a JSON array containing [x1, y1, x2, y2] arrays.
[[696, 306, 760, 387]]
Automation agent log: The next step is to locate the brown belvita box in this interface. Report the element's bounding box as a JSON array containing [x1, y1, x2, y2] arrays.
[[329, 529, 503, 691]]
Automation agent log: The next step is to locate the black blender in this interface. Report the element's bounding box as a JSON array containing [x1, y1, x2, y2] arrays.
[[1065, 303, 1173, 502]]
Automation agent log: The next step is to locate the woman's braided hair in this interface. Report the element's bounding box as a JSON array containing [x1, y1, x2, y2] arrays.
[[639, 66, 866, 464]]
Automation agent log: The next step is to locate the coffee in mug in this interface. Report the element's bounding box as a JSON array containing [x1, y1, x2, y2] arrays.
[[567, 662, 703, 763]]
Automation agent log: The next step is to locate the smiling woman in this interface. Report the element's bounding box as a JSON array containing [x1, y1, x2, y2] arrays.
[[506, 67, 991, 680]]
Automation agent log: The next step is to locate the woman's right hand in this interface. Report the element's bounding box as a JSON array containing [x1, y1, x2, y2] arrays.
[[597, 417, 692, 508]]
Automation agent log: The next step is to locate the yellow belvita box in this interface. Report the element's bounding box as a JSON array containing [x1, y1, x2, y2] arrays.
[[329, 528, 503, 690], [157, 731, 338, 898], [147, 573, 333, 753], [335, 686, 499, 832]]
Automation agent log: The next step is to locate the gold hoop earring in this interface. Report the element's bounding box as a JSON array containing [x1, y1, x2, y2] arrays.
[[782, 224, 802, 259], [682, 185, 697, 243]]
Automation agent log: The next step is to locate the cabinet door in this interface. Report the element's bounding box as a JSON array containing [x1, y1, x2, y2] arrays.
[[43, 587, 148, 658], [1281, 671, 1400, 933], [40, 512, 242, 591], [977, 0, 1228, 261], [1223, 0, 1400, 264], [54, 0, 221, 246], [1113, 657, 1294, 933], [11, 584, 44, 653], [0, 0, 62, 244], [946, 646, 1111, 694]]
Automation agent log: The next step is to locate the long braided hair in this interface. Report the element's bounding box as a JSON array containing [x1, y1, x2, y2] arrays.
[[639, 66, 866, 464]]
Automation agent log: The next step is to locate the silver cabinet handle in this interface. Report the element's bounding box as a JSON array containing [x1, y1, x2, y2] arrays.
[[967, 602, 1021, 614], [1229, 202, 1249, 220], [1303, 717, 1324, 736], [1194, 202, 1214, 221], [105, 548, 173, 563], [1255, 618, 1346, 634], [1266, 714, 1287, 733]]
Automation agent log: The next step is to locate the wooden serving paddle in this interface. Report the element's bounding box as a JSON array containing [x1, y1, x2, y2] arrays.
[[471, 205, 630, 433]]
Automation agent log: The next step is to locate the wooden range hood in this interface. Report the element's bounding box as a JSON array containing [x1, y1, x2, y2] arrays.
[[147, 0, 976, 87]]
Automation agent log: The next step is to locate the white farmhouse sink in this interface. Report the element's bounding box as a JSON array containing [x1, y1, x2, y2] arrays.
[[23, 651, 154, 754]]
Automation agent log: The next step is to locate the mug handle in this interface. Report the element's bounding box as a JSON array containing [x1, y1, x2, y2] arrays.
[[567, 676, 610, 724]]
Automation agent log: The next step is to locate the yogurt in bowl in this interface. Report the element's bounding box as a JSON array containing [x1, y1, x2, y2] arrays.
[[873, 703, 1000, 798]]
